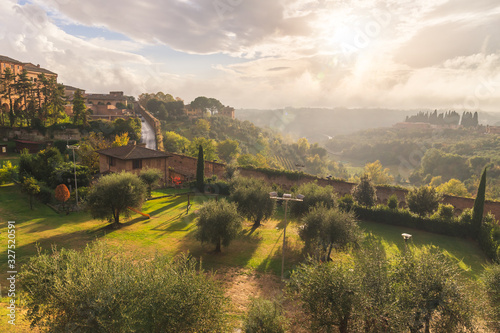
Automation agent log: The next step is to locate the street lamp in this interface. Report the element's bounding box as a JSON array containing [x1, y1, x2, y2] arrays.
[[401, 233, 412, 250], [67, 144, 80, 206], [270, 192, 304, 280]]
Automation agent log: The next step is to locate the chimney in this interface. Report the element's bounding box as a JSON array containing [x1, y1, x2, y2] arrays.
[[37, 64, 40, 68]]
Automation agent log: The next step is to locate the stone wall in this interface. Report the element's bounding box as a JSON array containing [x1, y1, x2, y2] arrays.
[[0, 127, 82, 141]]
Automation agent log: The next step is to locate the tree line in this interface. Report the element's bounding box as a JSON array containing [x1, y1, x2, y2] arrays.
[[0, 67, 66, 127], [405, 110, 478, 127]]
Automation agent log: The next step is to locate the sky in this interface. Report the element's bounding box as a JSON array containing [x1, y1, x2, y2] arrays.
[[1, 0, 500, 111]]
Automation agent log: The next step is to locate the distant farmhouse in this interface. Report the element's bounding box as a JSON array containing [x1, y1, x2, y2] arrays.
[[183, 104, 235, 120], [63, 87, 134, 121]]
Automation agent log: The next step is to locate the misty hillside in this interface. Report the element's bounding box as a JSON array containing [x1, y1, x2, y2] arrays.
[[236, 108, 500, 143]]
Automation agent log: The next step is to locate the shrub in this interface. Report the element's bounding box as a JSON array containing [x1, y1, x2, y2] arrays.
[[387, 194, 398, 209], [19, 242, 228, 332], [351, 174, 377, 207], [353, 204, 473, 238], [482, 264, 500, 330], [206, 180, 231, 196], [36, 184, 53, 205], [290, 182, 336, 218], [434, 203, 455, 220], [243, 298, 287, 333], [337, 194, 354, 212], [406, 185, 441, 217]]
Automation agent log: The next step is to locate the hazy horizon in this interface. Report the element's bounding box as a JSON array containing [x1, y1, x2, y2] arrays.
[[1, 0, 500, 111]]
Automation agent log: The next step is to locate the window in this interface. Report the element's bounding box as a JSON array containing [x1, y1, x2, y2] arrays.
[[133, 159, 142, 169], [109, 156, 115, 166]]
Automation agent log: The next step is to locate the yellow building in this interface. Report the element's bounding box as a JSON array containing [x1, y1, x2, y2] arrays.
[[0, 55, 58, 112]]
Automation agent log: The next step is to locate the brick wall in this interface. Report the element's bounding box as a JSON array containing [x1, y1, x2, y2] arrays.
[[236, 167, 500, 219], [168, 153, 225, 181]]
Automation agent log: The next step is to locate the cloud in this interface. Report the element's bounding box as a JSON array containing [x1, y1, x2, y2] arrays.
[[1, 0, 500, 111], [0, 0, 183, 96], [34, 0, 316, 56]]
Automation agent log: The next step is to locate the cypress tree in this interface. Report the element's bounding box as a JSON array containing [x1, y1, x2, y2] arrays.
[[196, 145, 204, 193], [472, 167, 487, 235]]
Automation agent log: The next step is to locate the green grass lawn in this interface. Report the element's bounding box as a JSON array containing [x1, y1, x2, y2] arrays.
[[359, 220, 489, 280], [0, 183, 493, 330]]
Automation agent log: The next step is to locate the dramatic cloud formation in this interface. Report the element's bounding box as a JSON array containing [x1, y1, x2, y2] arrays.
[[0, 0, 499, 110]]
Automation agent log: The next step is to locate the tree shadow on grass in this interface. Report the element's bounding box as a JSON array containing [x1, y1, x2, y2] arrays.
[[174, 222, 263, 272], [0, 228, 98, 282], [146, 199, 186, 217]]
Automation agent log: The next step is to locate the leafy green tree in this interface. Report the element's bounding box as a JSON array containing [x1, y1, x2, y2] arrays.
[[164, 131, 190, 153], [243, 297, 287, 333], [299, 205, 361, 260], [433, 203, 455, 220], [290, 182, 336, 218], [406, 186, 441, 217], [19, 242, 228, 332], [361, 160, 394, 184], [72, 89, 88, 126], [472, 168, 487, 235], [391, 247, 477, 333], [436, 178, 469, 197], [237, 153, 268, 168], [351, 174, 377, 207], [188, 137, 218, 161], [230, 177, 275, 228], [217, 139, 241, 162], [139, 167, 163, 198], [1, 67, 16, 126], [0, 161, 18, 184], [86, 172, 147, 227], [195, 119, 210, 134], [21, 176, 40, 210], [49, 162, 91, 189], [196, 145, 204, 193], [196, 199, 242, 253]]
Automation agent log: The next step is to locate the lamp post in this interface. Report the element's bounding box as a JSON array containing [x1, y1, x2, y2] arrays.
[[270, 192, 304, 280], [67, 144, 80, 206], [401, 233, 412, 250]]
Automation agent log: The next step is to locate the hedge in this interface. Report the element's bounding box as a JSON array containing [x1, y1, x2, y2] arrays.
[[353, 204, 474, 239]]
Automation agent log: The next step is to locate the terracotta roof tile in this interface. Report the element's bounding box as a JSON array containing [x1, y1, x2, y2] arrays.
[[97, 145, 170, 160]]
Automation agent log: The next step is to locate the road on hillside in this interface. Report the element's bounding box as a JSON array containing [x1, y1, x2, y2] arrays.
[[140, 118, 157, 150]]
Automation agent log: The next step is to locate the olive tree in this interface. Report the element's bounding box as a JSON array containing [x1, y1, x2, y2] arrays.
[[139, 167, 163, 198], [196, 199, 242, 252], [299, 205, 362, 260], [19, 241, 228, 332], [288, 258, 364, 333], [87, 172, 147, 227], [391, 246, 477, 333], [230, 177, 275, 228]]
